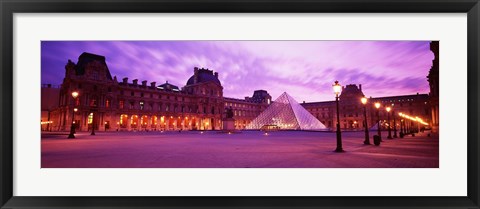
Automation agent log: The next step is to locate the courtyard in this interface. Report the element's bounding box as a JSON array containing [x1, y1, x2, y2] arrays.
[[41, 130, 439, 168]]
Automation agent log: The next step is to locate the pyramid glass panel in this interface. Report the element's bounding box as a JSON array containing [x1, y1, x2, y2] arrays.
[[246, 92, 328, 130]]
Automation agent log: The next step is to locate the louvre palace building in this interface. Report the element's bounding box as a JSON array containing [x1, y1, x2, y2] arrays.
[[42, 41, 439, 132], [42, 52, 272, 132]]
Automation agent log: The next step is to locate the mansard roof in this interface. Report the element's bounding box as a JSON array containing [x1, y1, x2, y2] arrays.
[[75, 52, 113, 80]]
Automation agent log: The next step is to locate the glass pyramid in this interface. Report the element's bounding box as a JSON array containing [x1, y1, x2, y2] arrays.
[[246, 92, 328, 130]]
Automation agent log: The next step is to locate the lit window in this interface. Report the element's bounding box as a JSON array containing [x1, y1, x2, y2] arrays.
[[105, 99, 110, 108], [119, 100, 124, 109], [89, 98, 97, 107], [88, 113, 93, 124], [140, 101, 144, 110]]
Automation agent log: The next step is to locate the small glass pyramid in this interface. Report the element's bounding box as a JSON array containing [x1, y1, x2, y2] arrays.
[[246, 92, 328, 130]]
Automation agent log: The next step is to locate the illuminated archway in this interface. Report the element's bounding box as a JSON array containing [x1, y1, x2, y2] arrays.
[[151, 116, 158, 129], [160, 116, 165, 130], [131, 115, 139, 129], [168, 116, 174, 130], [120, 114, 128, 128], [141, 115, 148, 129]]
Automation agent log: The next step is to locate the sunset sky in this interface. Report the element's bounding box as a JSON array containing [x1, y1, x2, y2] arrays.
[[41, 41, 435, 102]]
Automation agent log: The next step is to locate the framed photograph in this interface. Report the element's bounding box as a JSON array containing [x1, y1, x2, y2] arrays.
[[1, 0, 479, 208]]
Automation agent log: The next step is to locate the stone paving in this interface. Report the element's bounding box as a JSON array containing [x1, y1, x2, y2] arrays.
[[41, 130, 439, 168]]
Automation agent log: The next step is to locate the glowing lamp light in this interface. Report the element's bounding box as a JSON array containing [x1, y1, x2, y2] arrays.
[[374, 102, 381, 109], [332, 80, 342, 95], [71, 91, 79, 98], [386, 107, 391, 112], [73, 108, 78, 112], [361, 97, 367, 105]]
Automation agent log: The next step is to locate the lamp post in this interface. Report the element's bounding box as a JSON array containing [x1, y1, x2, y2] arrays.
[[405, 120, 409, 134], [375, 102, 382, 141], [67, 91, 79, 139], [333, 81, 343, 152], [386, 107, 392, 139], [393, 110, 398, 138], [361, 97, 370, 145], [73, 108, 78, 133], [399, 113, 404, 137], [91, 112, 95, 135]]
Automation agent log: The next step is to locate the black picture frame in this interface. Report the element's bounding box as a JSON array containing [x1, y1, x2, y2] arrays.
[[1, 0, 479, 208]]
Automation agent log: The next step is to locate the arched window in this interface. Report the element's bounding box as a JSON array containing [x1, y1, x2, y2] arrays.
[[105, 98, 111, 108], [89, 96, 98, 107], [119, 100, 124, 109]]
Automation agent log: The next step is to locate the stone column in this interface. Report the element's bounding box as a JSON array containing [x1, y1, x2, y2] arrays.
[[146, 115, 151, 131], [127, 115, 131, 131]]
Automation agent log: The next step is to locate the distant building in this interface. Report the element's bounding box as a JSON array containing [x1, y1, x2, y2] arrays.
[[301, 84, 431, 131], [41, 84, 60, 131], [46, 52, 271, 132]]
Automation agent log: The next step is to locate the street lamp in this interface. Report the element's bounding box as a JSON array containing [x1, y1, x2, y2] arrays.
[[333, 80, 343, 152], [73, 108, 78, 133], [361, 97, 370, 145], [386, 107, 392, 139], [392, 109, 398, 138], [399, 112, 404, 137], [67, 91, 79, 139], [91, 112, 95, 135], [374, 102, 382, 141]]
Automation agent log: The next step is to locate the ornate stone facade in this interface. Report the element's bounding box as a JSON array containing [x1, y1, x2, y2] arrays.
[[48, 52, 270, 132], [427, 41, 439, 135]]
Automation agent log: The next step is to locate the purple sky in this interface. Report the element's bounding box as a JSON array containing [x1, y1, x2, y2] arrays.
[[41, 41, 434, 102]]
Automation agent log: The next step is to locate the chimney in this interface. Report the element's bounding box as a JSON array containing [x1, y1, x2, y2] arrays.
[[214, 72, 218, 78], [142, 80, 147, 87], [122, 77, 128, 84], [150, 82, 156, 88], [133, 79, 138, 86], [194, 67, 199, 84], [359, 84, 362, 91]]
